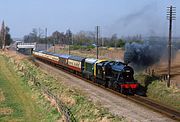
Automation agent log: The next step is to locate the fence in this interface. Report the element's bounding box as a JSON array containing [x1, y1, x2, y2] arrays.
[[144, 68, 169, 81], [17, 63, 76, 122]]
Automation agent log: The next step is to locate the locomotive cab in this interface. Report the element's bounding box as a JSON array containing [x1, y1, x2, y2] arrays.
[[95, 61, 115, 86], [83, 58, 98, 80]]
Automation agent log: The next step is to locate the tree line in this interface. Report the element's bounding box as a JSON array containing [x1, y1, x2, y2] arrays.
[[23, 28, 133, 48], [0, 21, 13, 49]]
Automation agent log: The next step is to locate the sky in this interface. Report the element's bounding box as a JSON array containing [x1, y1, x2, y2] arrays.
[[0, 0, 179, 38]]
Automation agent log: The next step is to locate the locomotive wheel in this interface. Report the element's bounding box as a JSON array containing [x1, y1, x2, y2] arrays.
[[93, 78, 97, 83], [89, 76, 93, 81], [82, 74, 85, 78], [107, 81, 112, 89], [113, 82, 119, 91], [104, 81, 108, 88], [120, 87, 124, 93]]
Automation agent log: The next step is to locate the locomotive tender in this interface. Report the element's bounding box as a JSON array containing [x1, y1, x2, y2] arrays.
[[32, 50, 138, 94]]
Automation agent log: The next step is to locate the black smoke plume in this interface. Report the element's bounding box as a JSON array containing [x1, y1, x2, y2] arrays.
[[124, 40, 168, 70]]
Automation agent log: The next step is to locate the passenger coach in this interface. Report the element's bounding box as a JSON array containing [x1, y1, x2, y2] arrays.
[[68, 55, 85, 74], [32, 50, 139, 94]]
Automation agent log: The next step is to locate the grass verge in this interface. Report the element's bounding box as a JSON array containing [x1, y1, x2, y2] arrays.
[[0, 54, 60, 122], [135, 73, 180, 111], [5, 52, 125, 122]]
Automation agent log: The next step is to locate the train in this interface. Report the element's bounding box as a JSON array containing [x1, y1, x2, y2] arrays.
[[32, 50, 138, 94]]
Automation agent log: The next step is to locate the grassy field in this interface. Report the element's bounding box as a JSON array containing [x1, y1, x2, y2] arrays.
[[9, 54, 124, 121], [0, 51, 125, 121], [135, 73, 180, 110], [0, 55, 59, 122], [147, 80, 180, 110]]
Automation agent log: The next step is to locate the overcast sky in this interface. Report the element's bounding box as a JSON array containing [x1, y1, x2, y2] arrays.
[[0, 0, 179, 38]]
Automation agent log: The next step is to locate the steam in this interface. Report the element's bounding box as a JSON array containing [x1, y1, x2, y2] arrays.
[[117, 3, 156, 28], [124, 40, 167, 70], [106, 2, 160, 37]]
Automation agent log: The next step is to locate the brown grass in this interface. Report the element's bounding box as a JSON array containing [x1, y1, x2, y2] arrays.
[[0, 89, 11, 116], [0, 108, 13, 115], [151, 51, 180, 88], [58, 94, 76, 107], [0, 50, 27, 62], [57, 115, 66, 122], [49, 45, 124, 60], [0, 89, 5, 102]]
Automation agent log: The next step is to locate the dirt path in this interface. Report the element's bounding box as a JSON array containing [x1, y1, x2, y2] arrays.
[[36, 60, 176, 122], [0, 55, 44, 121]]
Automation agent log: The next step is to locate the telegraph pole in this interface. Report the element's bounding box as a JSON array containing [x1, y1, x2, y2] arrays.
[[96, 26, 100, 59], [68, 38, 70, 55], [1, 21, 6, 50], [167, 6, 176, 87], [54, 39, 55, 53], [45, 28, 47, 50], [68, 29, 71, 55], [72, 34, 74, 45], [3, 28, 6, 50]]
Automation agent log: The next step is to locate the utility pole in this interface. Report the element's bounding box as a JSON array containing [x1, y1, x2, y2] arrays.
[[45, 28, 47, 50], [38, 28, 40, 44], [1, 21, 6, 50], [68, 29, 71, 55], [96, 26, 100, 59], [3, 28, 6, 50], [72, 34, 74, 45], [53, 39, 55, 53], [167, 6, 176, 87], [68, 38, 70, 55]]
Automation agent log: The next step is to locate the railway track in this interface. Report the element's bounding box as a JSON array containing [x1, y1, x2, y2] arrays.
[[32, 58, 180, 121], [130, 95, 180, 121]]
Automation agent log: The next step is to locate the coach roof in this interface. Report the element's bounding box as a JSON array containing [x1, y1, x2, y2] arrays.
[[69, 55, 85, 61], [85, 58, 97, 64], [59, 54, 71, 59], [53, 53, 62, 57]]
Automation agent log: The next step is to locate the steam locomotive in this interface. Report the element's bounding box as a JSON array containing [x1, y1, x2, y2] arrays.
[[32, 50, 138, 94]]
